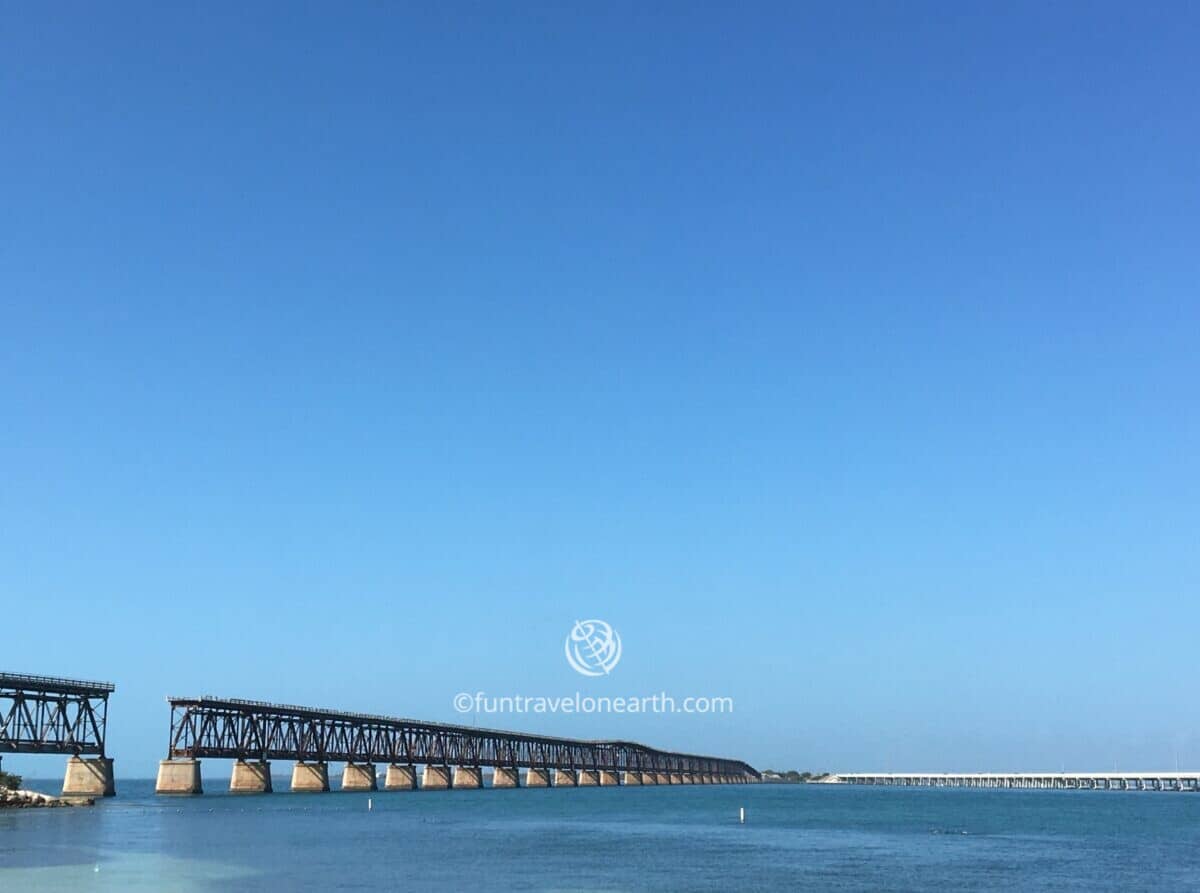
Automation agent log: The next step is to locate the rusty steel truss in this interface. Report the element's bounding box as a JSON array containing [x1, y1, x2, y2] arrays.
[[166, 696, 759, 778], [0, 672, 115, 756]]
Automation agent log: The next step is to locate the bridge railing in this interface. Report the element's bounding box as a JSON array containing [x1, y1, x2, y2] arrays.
[[0, 672, 116, 696]]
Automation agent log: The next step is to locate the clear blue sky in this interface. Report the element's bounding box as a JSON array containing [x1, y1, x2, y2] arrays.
[[2, 2, 1198, 778]]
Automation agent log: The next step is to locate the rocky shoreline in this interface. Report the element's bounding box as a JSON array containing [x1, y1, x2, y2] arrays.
[[0, 788, 94, 809]]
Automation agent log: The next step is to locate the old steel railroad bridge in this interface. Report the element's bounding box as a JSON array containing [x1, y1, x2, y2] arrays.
[[0, 672, 117, 796], [156, 695, 760, 793]]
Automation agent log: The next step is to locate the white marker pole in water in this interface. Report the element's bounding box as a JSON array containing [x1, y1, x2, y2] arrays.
[[739, 807, 745, 824], [368, 798, 373, 811]]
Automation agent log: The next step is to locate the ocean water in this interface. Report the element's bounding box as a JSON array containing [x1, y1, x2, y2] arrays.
[[2, 778, 1199, 891]]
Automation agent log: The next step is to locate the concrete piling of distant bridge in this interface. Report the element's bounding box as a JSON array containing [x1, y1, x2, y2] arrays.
[[0, 672, 117, 797], [155, 696, 760, 794]]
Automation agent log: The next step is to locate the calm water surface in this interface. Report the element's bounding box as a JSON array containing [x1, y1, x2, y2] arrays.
[[2, 778, 1199, 890]]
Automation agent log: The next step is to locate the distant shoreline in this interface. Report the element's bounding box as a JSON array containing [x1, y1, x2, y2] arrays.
[[759, 771, 830, 784]]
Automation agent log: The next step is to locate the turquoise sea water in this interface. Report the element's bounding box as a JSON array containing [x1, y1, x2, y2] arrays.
[[2, 778, 1199, 890]]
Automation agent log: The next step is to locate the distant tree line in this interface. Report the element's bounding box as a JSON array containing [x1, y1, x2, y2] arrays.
[[761, 770, 829, 783]]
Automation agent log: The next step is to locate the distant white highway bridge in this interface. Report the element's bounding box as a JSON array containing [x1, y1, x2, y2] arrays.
[[826, 773, 1200, 792]]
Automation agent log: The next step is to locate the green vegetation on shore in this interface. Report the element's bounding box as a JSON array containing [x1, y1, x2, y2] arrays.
[[761, 770, 830, 783], [0, 770, 22, 790]]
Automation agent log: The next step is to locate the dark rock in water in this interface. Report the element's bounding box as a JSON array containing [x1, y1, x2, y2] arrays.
[[0, 788, 95, 808]]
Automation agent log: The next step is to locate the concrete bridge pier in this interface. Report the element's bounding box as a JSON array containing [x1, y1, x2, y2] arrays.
[[385, 764, 417, 790], [291, 761, 330, 792], [63, 756, 117, 798], [554, 769, 578, 787], [578, 769, 600, 786], [422, 764, 452, 790], [156, 759, 203, 794], [669, 773, 683, 785], [655, 772, 671, 785], [492, 767, 520, 788], [640, 771, 657, 785], [453, 766, 483, 789], [680, 773, 695, 784], [342, 762, 377, 791], [622, 771, 642, 785], [525, 768, 551, 787], [230, 759, 272, 793], [599, 770, 620, 786]]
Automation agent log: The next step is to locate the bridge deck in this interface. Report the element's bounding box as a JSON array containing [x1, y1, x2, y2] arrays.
[[830, 772, 1200, 791], [835, 772, 1200, 780], [0, 672, 116, 697]]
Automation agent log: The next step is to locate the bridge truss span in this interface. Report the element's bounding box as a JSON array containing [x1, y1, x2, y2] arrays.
[[0, 671, 118, 797], [163, 695, 758, 783], [0, 672, 114, 757]]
